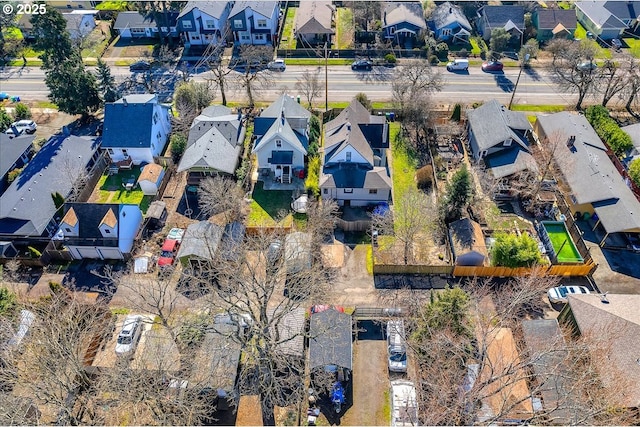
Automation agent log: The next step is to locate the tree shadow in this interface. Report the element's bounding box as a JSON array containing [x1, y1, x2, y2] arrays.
[[524, 65, 541, 81], [494, 74, 514, 92], [354, 66, 395, 83]]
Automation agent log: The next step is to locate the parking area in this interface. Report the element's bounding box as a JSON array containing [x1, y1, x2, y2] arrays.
[[92, 314, 153, 369]]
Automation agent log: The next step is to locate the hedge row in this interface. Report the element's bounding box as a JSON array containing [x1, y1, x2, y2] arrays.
[[584, 105, 633, 156]]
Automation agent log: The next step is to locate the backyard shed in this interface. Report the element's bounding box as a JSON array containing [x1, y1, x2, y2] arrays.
[[448, 218, 488, 266], [176, 221, 224, 267], [267, 307, 306, 358], [137, 163, 165, 195], [309, 308, 353, 374]]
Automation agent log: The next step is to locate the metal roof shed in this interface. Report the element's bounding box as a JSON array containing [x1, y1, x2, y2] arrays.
[[309, 308, 352, 371]]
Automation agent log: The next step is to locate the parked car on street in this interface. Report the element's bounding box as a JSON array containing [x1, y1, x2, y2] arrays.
[[577, 61, 597, 72], [158, 238, 180, 267], [446, 58, 469, 72], [5, 120, 37, 135], [387, 320, 408, 373], [129, 60, 151, 72], [547, 286, 590, 304], [351, 59, 373, 71], [267, 59, 286, 71], [481, 60, 504, 72], [115, 315, 143, 356]]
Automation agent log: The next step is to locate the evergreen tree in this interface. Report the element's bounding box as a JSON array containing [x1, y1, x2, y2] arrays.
[[0, 107, 12, 132], [439, 165, 474, 223], [95, 59, 118, 103], [30, 8, 74, 69]]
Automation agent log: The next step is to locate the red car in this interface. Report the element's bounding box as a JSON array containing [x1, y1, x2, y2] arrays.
[[158, 239, 180, 267], [481, 61, 504, 72]]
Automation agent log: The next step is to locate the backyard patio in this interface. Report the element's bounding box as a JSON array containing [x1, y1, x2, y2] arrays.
[[88, 166, 153, 213]]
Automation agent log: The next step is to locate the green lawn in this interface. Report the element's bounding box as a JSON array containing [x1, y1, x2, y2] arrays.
[[247, 181, 294, 227], [81, 26, 111, 58], [574, 22, 587, 40], [336, 8, 354, 49], [280, 7, 297, 49], [557, 1, 571, 10], [285, 58, 353, 66], [511, 104, 568, 113], [390, 122, 418, 204], [624, 38, 640, 58], [95, 167, 153, 213], [574, 23, 611, 59]]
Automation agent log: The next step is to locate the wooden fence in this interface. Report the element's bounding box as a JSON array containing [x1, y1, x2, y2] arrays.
[[373, 263, 453, 275], [245, 225, 293, 236], [275, 48, 429, 59], [336, 218, 371, 232], [452, 260, 597, 277]]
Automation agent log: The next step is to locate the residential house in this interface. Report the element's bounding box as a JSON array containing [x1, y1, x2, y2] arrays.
[[136, 163, 165, 195], [448, 218, 488, 266], [62, 11, 96, 40], [176, 221, 224, 268], [177, 105, 246, 185], [535, 112, 640, 246], [521, 319, 578, 424], [0, 133, 34, 195], [52, 202, 143, 260], [382, 1, 427, 48], [113, 11, 179, 39], [533, 8, 577, 42], [229, 1, 279, 46], [48, 1, 100, 10], [575, 0, 640, 40], [102, 94, 172, 166], [477, 327, 534, 423], [560, 293, 640, 409], [429, 1, 472, 43], [467, 99, 537, 183], [0, 136, 101, 253], [319, 99, 391, 207], [177, 1, 232, 48], [294, 0, 335, 46], [309, 308, 352, 380], [477, 5, 525, 41], [252, 94, 311, 185]]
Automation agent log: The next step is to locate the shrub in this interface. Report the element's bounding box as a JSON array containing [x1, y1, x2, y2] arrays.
[[585, 105, 633, 156], [0, 107, 11, 132], [416, 165, 434, 190], [630, 158, 640, 188], [305, 156, 321, 197], [429, 55, 439, 65], [355, 93, 372, 111], [7, 167, 22, 184], [13, 103, 32, 120], [169, 133, 187, 162], [458, 48, 468, 58], [435, 42, 449, 52], [235, 157, 251, 184], [491, 232, 542, 267], [451, 103, 462, 122], [384, 53, 397, 64]]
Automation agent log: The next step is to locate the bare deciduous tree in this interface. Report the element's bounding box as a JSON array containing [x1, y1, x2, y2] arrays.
[[198, 176, 246, 223], [295, 69, 322, 108], [236, 45, 275, 108], [619, 54, 640, 117], [207, 58, 233, 106], [547, 39, 598, 110], [596, 59, 626, 107]]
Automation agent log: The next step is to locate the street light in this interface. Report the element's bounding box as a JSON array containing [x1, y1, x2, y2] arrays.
[[508, 51, 530, 110]]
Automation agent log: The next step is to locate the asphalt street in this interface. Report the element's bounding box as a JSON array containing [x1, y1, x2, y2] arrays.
[[0, 63, 575, 105]]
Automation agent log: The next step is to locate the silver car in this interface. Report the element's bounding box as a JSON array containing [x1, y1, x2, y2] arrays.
[[115, 315, 143, 356], [5, 120, 37, 135], [267, 59, 286, 71]]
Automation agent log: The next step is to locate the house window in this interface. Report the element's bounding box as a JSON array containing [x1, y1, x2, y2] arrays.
[[65, 227, 72, 233], [122, 149, 129, 157], [153, 112, 158, 124], [157, 131, 162, 141], [205, 20, 215, 29], [344, 188, 353, 193], [191, 35, 200, 40], [107, 148, 114, 155], [276, 139, 282, 147], [241, 34, 250, 41], [323, 188, 328, 194], [104, 229, 111, 234], [257, 19, 267, 28], [390, 27, 396, 35], [441, 28, 452, 36], [255, 34, 265, 40], [504, 139, 512, 146], [234, 19, 243, 28], [182, 20, 192, 29], [346, 152, 351, 162], [131, 28, 145, 34], [369, 189, 377, 194]]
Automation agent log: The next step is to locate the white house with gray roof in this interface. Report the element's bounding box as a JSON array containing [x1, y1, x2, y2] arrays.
[[177, 0, 232, 47], [177, 105, 245, 184], [252, 94, 311, 185], [535, 112, 640, 245], [229, 0, 279, 46], [466, 100, 537, 180], [320, 99, 391, 207]]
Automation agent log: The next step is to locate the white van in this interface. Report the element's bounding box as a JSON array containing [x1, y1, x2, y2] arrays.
[[446, 58, 469, 71], [387, 320, 408, 373], [115, 315, 143, 356]]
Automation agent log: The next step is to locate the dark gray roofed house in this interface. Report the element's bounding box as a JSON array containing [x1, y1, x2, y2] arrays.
[[575, 1, 638, 40], [466, 100, 537, 180], [382, 1, 427, 48], [429, 2, 472, 42], [114, 11, 178, 38], [0, 136, 101, 240], [448, 218, 488, 266], [177, 105, 245, 184], [177, 1, 232, 48], [309, 308, 353, 371], [0, 133, 35, 195], [477, 5, 525, 40], [295, 0, 335, 46], [533, 8, 577, 41]]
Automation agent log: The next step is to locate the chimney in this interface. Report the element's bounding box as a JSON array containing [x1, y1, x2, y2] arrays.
[[123, 97, 128, 107], [450, 7, 452, 13]]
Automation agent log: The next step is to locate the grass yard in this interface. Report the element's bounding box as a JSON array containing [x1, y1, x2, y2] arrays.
[[81, 25, 111, 58], [624, 38, 640, 58], [574, 23, 611, 59], [280, 7, 297, 49], [95, 167, 153, 213], [390, 122, 418, 204], [470, 37, 486, 55], [484, 202, 531, 232], [336, 8, 354, 49], [574, 22, 587, 40], [285, 58, 353, 66], [511, 104, 568, 113], [247, 181, 293, 227]]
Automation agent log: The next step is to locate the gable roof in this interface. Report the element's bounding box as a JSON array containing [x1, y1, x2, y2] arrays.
[[190, 323, 241, 391], [295, 0, 335, 35], [61, 206, 78, 227], [535, 112, 640, 234], [448, 218, 488, 261], [0, 133, 34, 179], [114, 11, 177, 30], [320, 164, 391, 190], [535, 8, 577, 30], [102, 94, 165, 149], [62, 13, 92, 32], [229, 0, 278, 20], [309, 308, 352, 370], [253, 95, 311, 154], [0, 136, 99, 237], [575, 1, 627, 30], [58, 203, 128, 242], [568, 293, 640, 407], [481, 5, 525, 30], [177, 221, 224, 262], [178, 0, 230, 20], [267, 307, 306, 357], [430, 2, 471, 31], [99, 208, 118, 228], [622, 123, 640, 151], [604, 0, 640, 22], [383, 1, 427, 30], [137, 163, 164, 184], [484, 144, 539, 179], [467, 100, 532, 152]]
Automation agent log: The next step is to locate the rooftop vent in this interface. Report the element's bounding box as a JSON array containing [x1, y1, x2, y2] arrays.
[[600, 292, 609, 304]]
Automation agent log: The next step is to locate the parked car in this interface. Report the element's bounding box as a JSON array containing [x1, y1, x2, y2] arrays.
[[446, 58, 469, 72], [547, 285, 590, 304], [387, 320, 407, 373], [390, 380, 419, 427], [115, 315, 143, 356], [266, 240, 283, 272], [351, 59, 373, 71], [158, 238, 180, 267], [129, 60, 151, 72], [5, 120, 37, 135], [267, 59, 286, 71], [481, 60, 504, 72], [611, 38, 622, 50], [577, 61, 597, 72], [167, 227, 185, 243]]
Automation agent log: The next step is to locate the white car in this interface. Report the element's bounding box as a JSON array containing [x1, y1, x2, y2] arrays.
[[391, 380, 419, 427], [267, 59, 286, 71], [5, 120, 37, 135], [115, 315, 143, 356], [387, 320, 407, 373], [547, 286, 590, 304], [167, 227, 185, 243]]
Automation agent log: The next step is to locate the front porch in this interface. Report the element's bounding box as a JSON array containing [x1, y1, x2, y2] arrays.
[[254, 168, 305, 191]]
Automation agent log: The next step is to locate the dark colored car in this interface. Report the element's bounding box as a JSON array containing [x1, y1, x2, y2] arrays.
[[481, 61, 504, 72], [351, 59, 373, 71], [129, 60, 151, 72]]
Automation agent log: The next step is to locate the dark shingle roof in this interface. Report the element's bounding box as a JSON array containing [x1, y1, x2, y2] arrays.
[[604, 0, 640, 22], [383, 1, 427, 29], [0, 133, 34, 179], [320, 164, 391, 190], [309, 308, 352, 370], [481, 5, 525, 29], [59, 203, 121, 244], [178, 0, 231, 20], [467, 100, 532, 152], [484, 145, 538, 179], [535, 8, 577, 30], [114, 11, 177, 30], [0, 136, 99, 236], [430, 2, 471, 31], [102, 95, 166, 149], [230, 0, 278, 20], [295, 0, 334, 35]]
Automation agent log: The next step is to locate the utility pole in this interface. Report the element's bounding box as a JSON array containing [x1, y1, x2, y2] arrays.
[[509, 52, 530, 110], [325, 42, 329, 111]]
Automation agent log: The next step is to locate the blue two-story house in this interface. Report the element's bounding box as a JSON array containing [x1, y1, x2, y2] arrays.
[[177, 0, 233, 48], [429, 2, 472, 43], [229, 1, 279, 46], [382, 1, 427, 48]]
